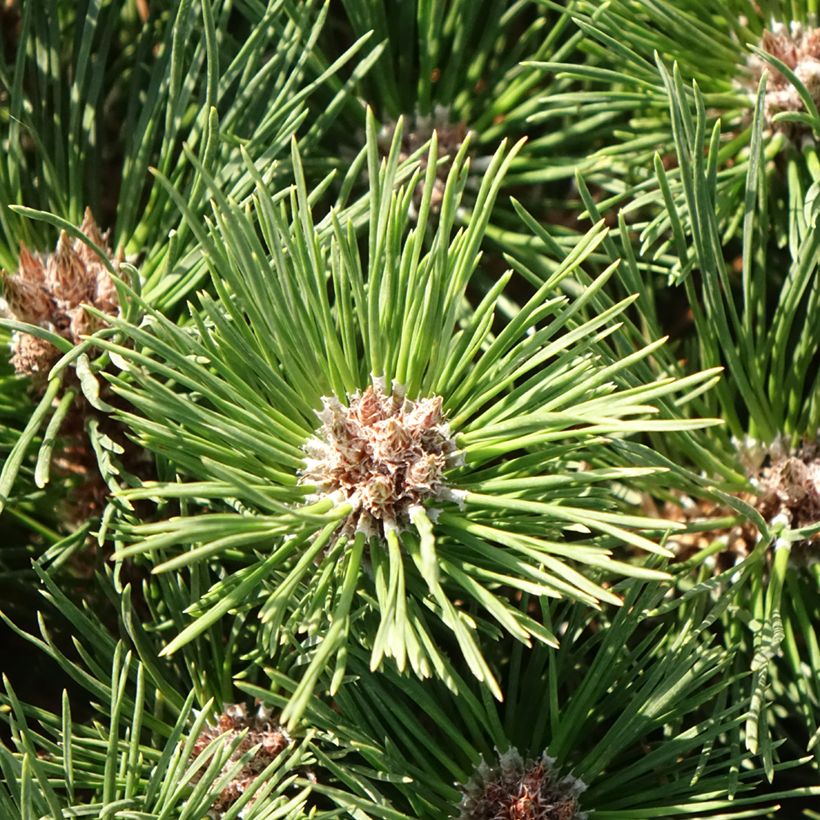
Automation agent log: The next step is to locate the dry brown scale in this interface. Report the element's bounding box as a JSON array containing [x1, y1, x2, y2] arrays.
[[300, 379, 465, 539], [458, 749, 586, 820], [189, 703, 293, 817]]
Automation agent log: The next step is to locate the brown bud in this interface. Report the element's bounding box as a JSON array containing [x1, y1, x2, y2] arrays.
[[10, 332, 59, 379], [77, 207, 110, 267], [407, 452, 445, 490], [2, 274, 53, 324], [17, 243, 46, 283], [355, 385, 388, 426], [69, 306, 102, 341], [94, 267, 120, 315], [48, 232, 96, 307]]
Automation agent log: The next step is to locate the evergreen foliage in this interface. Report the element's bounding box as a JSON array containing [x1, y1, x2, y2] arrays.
[[1, 1, 818, 817]]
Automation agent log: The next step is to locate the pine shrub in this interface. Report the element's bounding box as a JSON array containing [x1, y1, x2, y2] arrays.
[[1, 1, 818, 818]]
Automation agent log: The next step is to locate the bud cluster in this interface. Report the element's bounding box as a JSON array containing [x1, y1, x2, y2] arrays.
[[379, 106, 468, 216], [190, 703, 291, 817], [746, 23, 820, 137], [301, 379, 464, 537], [750, 435, 820, 538], [459, 749, 586, 820], [664, 435, 820, 568], [1, 208, 119, 383]]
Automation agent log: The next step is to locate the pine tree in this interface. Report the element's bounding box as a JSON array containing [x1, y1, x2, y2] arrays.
[[1, 2, 819, 818]]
